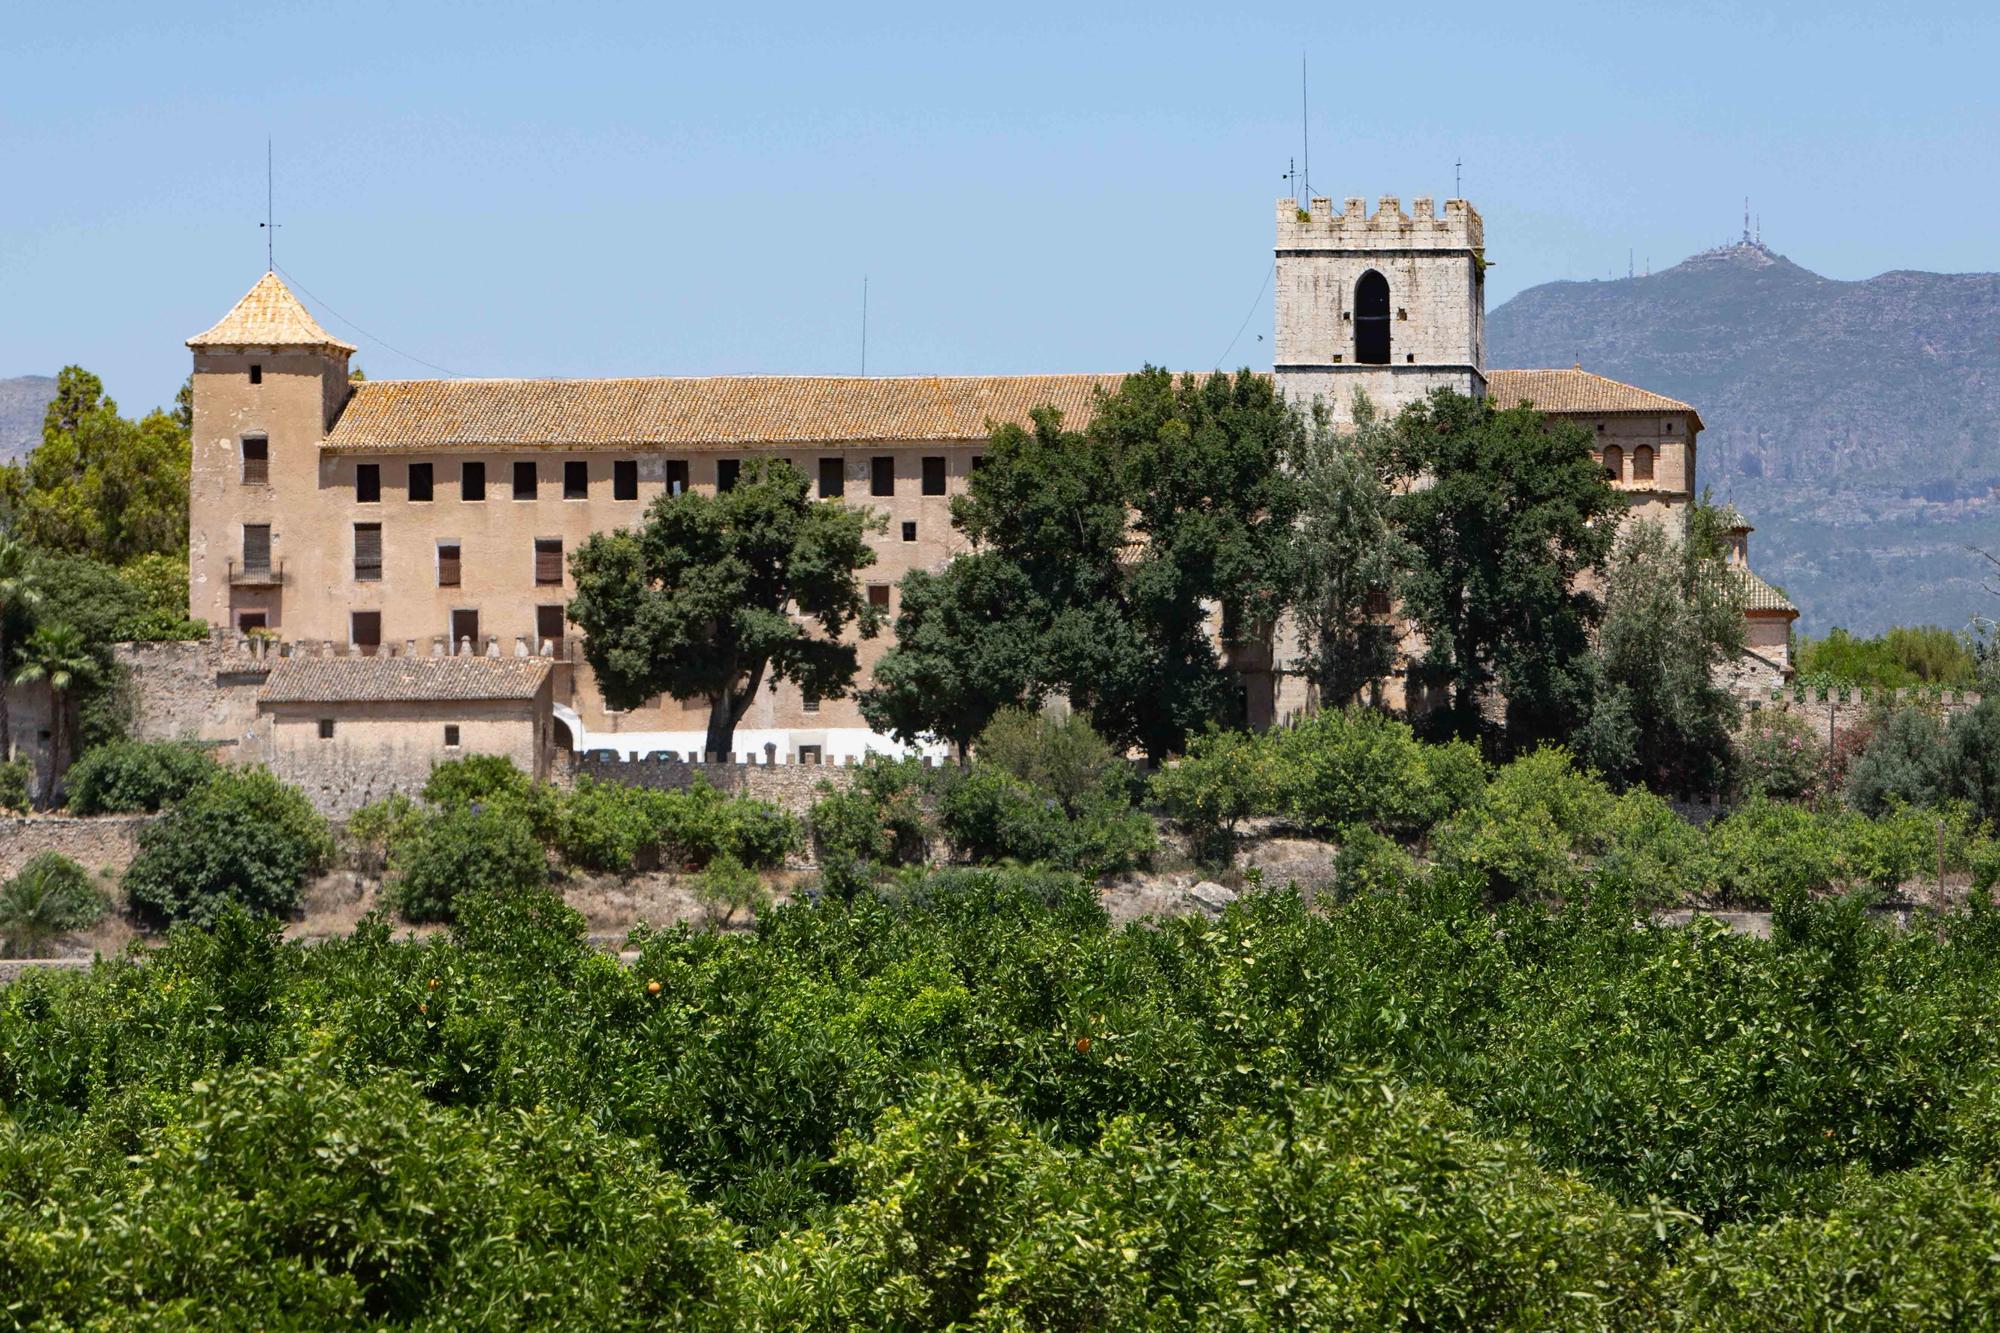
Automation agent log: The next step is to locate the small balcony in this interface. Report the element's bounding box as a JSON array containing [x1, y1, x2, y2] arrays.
[[227, 557, 286, 587]]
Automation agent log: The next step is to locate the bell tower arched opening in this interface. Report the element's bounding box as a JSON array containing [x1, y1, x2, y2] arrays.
[[1354, 270, 1392, 365]]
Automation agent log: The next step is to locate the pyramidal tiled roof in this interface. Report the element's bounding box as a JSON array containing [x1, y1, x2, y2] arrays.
[[323, 374, 1126, 451], [1731, 566, 1798, 615], [187, 272, 356, 353], [1487, 368, 1702, 430]]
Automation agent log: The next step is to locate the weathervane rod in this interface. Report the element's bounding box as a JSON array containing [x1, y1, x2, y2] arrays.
[[259, 138, 281, 271]]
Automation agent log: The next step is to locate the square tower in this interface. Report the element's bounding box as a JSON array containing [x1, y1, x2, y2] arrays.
[[1273, 195, 1486, 425]]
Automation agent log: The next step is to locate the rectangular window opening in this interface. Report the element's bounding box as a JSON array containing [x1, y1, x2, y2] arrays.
[[242, 523, 272, 574], [666, 460, 689, 496], [353, 523, 383, 582], [564, 460, 588, 499], [921, 456, 946, 495], [614, 459, 639, 500], [870, 455, 895, 496], [819, 457, 845, 498], [536, 604, 566, 654], [461, 461, 487, 501], [249, 364, 262, 385], [867, 583, 891, 609], [408, 462, 433, 502], [451, 609, 480, 652], [534, 538, 563, 585], [241, 436, 268, 485], [798, 744, 822, 765], [444, 724, 461, 748], [356, 463, 381, 503], [350, 611, 382, 656], [716, 458, 740, 492], [318, 718, 335, 740], [901, 520, 917, 543], [437, 541, 461, 587], [802, 694, 820, 714], [513, 461, 538, 500], [237, 611, 267, 633]]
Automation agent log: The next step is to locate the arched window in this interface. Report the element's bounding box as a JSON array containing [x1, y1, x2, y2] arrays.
[[1602, 445, 1623, 483], [1632, 445, 1654, 482], [1354, 271, 1391, 365]]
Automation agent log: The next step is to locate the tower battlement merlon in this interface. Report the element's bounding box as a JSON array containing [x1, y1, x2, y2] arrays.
[[1276, 194, 1483, 251]]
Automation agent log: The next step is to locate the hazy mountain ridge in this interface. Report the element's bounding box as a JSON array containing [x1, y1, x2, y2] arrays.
[[1490, 244, 2000, 635], [0, 374, 55, 463]]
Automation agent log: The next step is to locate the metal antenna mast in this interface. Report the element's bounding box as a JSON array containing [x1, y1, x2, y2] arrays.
[[259, 138, 281, 271], [1455, 157, 1462, 198], [1301, 54, 1309, 202]]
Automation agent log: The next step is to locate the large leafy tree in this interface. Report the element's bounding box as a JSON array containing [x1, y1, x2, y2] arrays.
[[1387, 390, 1620, 752], [1286, 393, 1409, 709], [566, 459, 882, 759], [2, 365, 189, 564], [1575, 502, 1746, 794]]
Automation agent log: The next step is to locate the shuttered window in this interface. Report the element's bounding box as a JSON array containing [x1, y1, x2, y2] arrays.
[[867, 583, 890, 609], [871, 456, 895, 496], [437, 542, 461, 587], [241, 436, 268, 485], [1632, 446, 1655, 482], [242, 524, 271, 573], [614, 459, 639, 500], [921, 456, 946, 495], [534, 538, 563, 585], [354, 523, 382, 582], [408, 462, 433, 502]]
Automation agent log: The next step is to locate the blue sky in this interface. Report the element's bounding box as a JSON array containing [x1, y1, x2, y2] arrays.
[[2, 0, 1994, 413]]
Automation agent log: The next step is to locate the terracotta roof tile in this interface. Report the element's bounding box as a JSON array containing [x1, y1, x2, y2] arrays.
[[323, 374, 1126, 452], [188, 272, 357, 353], [1487, 368, 1702, 430], [1731, 567, 1797, 615], [260, 656, 550, 705]]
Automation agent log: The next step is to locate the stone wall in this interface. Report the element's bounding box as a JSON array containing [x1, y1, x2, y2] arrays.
[[0, 815, 154, 878], [568, 753, 862, 814], [115, 635, 272, 750], [1746, 685, 1984, 750]]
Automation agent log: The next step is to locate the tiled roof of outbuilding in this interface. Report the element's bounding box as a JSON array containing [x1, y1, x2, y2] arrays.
[[187, 272, 357, 353], [1487, 368, 1702, 430], [323, 374, 1128, 452], [1732, 567, 1798, 615], [259, 656, 551, 705]]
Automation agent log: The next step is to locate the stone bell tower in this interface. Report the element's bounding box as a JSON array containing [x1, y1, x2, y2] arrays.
[[1272, 194, 1486, 425]]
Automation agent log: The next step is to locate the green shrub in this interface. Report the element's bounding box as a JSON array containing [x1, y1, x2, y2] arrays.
[[1330, 823, 1419, 899], [1596, 788, 1711, 909], [122, 768, 333, 925], [1845, 705, 1948, 815], [1735, 707, 1827, 801], [940, 765, 1151, 876], [0, 852, 104, 956], [345, 792, 421, 877], [0, 757, 31, 813], [1708, 797, 1853, 906], [694, 853, 766, 927], [64, 739, 218, 814], [1150, 727, 1285, 862], [550, 777, 669, 875], [645, 781, 797, 870], [1278, 709, 1474, 838], [808, 757, 934, 898], [422, 753, 532, 808], [1432, 747, 1613, 901], [975, 707, 1127, 817], [390, 802, 548, 923], [1946, 696, 2000, 823]]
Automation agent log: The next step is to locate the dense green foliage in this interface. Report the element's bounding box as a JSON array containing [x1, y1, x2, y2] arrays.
[[1795, 624, 1978, 690], [0, 852, 103, 956], [9, 873, 2000, 1324], [121, 768, 335, 925], [567, 458, 882, 759], [390, 802, 550, 923], [62, 739, 218, 814]]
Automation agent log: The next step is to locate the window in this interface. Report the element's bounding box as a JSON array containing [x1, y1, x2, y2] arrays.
[[318, 718, 335, 740], [236, 611, 266, 632], [1663, 418, 1676, 433], [1632, 446, 1655, 482], [534, 538, 563, 585], [564, 460, 588, 499], [716, 458, 740, 492], [444, 725, 461, 748], [437, 541, 461, 587], [614, 459, 639, 500], [350, 611, 382, 656], [901, 520, 917, 543], [666, 460, 689, 496], [536, 604, 566, 654], [353, 523, 382, 581], [971, 455, 986, 472], [1354, 270, 1391, 364], [242, 523, 272, 574], [803, 694, 819, 714], [462, 461, 486, 501], [356, 463, 381, 503], [798, 744, 822, 765], [818, 457, 845, 498], [249, 364, 262, 385], [1364, 587, 1392, 616], [867, 583, 891, 609], [408, 462, 433, 502], [513, 461, 538, 499], [1602, 445, 1623, 483], [921, 456, 946, 495], [871, 456, 895, 496], [451, 609, 480, 651], [241, 435, 268, 485]]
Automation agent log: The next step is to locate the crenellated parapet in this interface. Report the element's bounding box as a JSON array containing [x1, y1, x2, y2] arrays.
[[1276, 194, 1483, 252]]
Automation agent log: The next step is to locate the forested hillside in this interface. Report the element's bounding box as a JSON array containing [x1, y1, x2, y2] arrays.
[[1490, 243, 2000, 635]]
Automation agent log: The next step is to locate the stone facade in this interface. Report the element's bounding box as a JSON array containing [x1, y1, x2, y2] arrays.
[[0, 814, 153, 879], [1274, 195, 1486, 425]]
